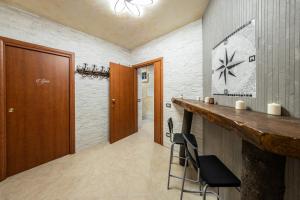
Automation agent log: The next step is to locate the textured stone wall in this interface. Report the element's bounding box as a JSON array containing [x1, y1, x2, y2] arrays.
[[131, 20, 204, 150], [0, 4, 204, 151], [0, 4, 131, 150]]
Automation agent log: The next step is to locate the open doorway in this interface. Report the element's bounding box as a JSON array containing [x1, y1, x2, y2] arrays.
[[137, 65, 154, 138], [133, 58, 163, 145]]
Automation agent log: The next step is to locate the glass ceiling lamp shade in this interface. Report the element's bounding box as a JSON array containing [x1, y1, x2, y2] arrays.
[[130, 0, 153, 6], [114, 0, 154, 16]]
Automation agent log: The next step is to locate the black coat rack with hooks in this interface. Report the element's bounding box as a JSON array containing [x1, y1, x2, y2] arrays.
[[75, 63, 110, 79]]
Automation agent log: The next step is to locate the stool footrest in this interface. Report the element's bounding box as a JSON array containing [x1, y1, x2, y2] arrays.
[[170, 174, 199, 183], [182, 189, 219, 197]]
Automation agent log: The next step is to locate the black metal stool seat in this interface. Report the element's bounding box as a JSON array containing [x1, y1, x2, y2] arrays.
[[172, 133, 185, 145], [198, 155, 241, 187]]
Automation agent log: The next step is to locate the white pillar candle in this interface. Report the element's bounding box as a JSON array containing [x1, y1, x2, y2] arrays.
[[204, 97, 210, 103], [235, 100, 246, 110], [267, 103, 281, 116]]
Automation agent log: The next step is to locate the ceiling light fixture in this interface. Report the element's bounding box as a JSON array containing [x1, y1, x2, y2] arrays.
[[114, 0, 154, 17]]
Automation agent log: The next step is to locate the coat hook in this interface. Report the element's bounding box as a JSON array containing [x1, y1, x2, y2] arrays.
[[75, 63, 110, 79]]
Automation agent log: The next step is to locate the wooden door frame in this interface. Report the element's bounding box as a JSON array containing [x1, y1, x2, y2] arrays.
[[132, 57, 163, 145], [0, 36, 75, 181]]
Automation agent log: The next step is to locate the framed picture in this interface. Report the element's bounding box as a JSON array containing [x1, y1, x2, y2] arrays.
[[211, 19, 256, 98], [142, 71, 148, 83]]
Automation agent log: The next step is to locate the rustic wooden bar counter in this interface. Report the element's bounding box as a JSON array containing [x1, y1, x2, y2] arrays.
[[172, 98, 300, 200]]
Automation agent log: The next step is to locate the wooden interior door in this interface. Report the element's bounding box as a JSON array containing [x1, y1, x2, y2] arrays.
[[109, 63, 137, 143], [6, 45, 71, 176], [0, 40, 5, 180]]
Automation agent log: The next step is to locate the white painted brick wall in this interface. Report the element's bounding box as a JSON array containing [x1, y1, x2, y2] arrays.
[[131, 20, 204, 148], [0, 4, 131, 151], [0, 4, 204, 151]]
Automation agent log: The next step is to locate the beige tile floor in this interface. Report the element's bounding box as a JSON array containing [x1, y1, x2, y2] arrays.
[[0, 121, 216, 200]]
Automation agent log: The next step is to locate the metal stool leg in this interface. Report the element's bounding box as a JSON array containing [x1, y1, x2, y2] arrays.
[[180, 157, 188, 200], [197, 168, 202, 196], [203, 184, 209, 200], [167, 143, 174, 189]]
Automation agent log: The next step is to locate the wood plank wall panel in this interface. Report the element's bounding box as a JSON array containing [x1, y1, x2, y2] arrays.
[[202, 0, 300, 199]]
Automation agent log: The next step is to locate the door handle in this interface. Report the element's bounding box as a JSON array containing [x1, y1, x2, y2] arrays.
[[8, 108, 14, 113], [111, 99, 116, 107]]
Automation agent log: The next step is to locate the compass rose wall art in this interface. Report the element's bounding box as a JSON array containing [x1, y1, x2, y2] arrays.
[[211, 19, 256, 98]]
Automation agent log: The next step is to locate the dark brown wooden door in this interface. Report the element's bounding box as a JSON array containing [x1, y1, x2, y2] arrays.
[[109, 63, 136, 143], [6, 45, 70, 176], [0, 40, 5, 180]]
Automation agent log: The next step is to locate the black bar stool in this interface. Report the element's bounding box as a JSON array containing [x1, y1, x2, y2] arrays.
[[180, 133, 241, 200], [166, 117, 185, 189]]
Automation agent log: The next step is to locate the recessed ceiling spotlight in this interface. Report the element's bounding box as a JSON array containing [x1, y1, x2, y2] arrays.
[[114, 0, 154, 17]]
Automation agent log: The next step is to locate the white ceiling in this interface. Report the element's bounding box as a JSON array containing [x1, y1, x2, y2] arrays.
[[1, 0, 209, 49]]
